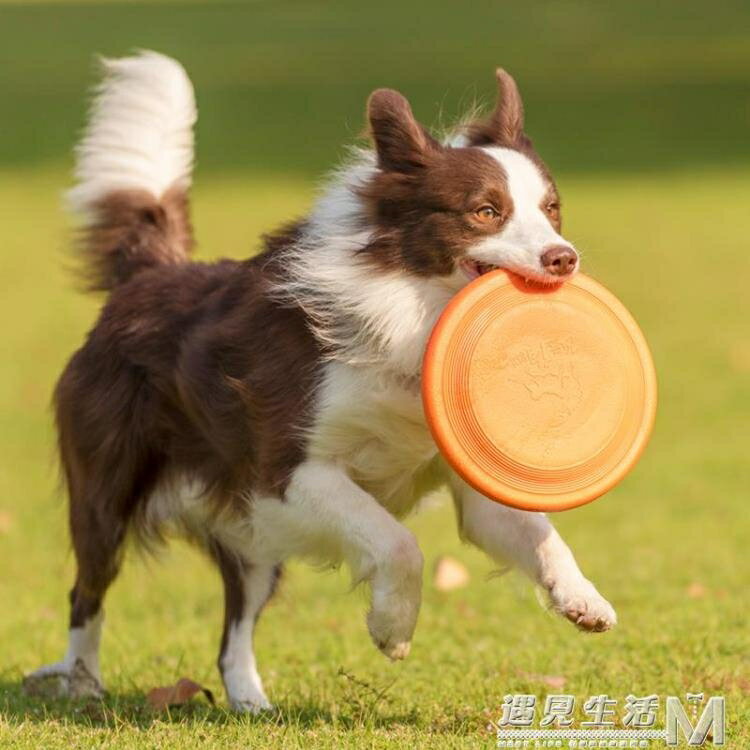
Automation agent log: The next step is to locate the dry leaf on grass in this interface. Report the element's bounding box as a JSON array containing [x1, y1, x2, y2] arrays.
[[146, 677, 215, 711], [728, 341, 750, 372], [456, 600, 477, 619], [433, 555, 470, 591], [687, 582, 707, 598], [0, 510, 12, 534]]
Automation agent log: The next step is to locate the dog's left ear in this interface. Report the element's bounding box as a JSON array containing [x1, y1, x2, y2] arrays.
[[466, 69, 530, 148], [368, 88, 442, 172]]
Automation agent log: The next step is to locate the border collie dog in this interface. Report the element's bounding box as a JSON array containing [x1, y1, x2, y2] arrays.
[[29, 52, 615, 711]]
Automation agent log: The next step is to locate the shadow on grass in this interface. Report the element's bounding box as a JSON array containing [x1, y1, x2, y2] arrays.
[[0, 678, 434, 732]]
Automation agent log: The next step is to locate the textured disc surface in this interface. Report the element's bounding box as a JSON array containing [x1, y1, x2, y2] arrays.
[[422, 271, 657, 511]]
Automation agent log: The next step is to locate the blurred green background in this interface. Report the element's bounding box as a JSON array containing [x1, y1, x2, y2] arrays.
[[1, 2, 749, 748], [2, 1, 750, 177]]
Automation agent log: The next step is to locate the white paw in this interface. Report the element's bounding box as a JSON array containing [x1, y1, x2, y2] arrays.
[[547, 577, 617, 632], [383, 640, 411, 661], [367, 598, 417, 661], [367, 534, 423, 661], [229, 694, 274, 714], [223, 668, 273, 714], [23, 658, 104, 699]]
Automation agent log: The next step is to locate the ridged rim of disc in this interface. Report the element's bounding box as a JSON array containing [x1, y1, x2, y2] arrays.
[[422, 271, 657, 511]]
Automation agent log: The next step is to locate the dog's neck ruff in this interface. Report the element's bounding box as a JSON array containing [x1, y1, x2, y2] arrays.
[[275, 150, 460, 381]]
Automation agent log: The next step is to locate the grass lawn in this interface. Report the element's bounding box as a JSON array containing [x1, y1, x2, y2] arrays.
[[1, 1, 749, 746], [0, 164, 748, 748]]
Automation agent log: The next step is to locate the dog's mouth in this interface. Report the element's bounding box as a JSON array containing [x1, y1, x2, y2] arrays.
[[459, 258, 501, 280], [459, 257, 577, 285]]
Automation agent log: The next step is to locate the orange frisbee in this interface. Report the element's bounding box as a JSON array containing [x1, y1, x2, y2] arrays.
[[423, 271, 657, 512]]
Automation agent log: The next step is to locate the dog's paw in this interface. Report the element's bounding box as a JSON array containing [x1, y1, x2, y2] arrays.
[[547, 577, 617, 632], [229, 694, 274, 714], [366, 533, 422, 661], [370, 632, 412, 662], [367, 605, 415, 661], [23, 658, 104, 699], [223, 669, 273, 714]]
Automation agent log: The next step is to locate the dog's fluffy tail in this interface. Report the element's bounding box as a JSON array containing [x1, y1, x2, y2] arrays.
[[67, 51, 196, 291]]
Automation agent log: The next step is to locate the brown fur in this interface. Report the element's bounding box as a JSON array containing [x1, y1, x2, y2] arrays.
[[466, 68, 530, 149], [359, 146, 514, 274], [57, 195, 322, 630], [76, 186, 193, 292]]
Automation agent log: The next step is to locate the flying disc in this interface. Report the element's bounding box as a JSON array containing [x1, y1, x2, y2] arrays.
[[423, 271, 656, 512]]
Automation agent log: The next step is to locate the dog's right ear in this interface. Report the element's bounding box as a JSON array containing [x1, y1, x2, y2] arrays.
[[367, 89, 441, 172], [466, 69, 531, 148]]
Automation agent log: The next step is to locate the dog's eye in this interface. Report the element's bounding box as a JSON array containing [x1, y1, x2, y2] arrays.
[[545, 201, 560, 215], [474, 206, 499, 222]]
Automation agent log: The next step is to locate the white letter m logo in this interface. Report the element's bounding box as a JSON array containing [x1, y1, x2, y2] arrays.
[[666, 695, 725, 746]]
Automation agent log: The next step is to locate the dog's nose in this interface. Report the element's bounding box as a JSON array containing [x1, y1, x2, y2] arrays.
[[541, 245, 578, 276]]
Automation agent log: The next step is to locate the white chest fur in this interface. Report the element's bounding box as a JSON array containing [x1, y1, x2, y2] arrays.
[[306, 362, 443, 517]]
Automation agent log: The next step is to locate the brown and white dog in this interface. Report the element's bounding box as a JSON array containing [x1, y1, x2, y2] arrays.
[[29, 52, 615, 711]]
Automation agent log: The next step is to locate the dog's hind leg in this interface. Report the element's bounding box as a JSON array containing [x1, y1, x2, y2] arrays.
[[210, 541, 280, 713], [451, 474, 617, 632], [25, 481, 130, 697], [26, 361, 162, 697]]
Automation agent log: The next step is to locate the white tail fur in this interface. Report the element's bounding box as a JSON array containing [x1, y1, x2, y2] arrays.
[[67, 50, 196, 213]]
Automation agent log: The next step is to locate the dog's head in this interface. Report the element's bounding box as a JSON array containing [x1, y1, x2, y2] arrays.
[[359, 70, 578, 285]]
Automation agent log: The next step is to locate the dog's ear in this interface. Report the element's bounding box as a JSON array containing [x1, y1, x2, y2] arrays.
[[367, 89, 441, 172], [467, 69, 530, 148]]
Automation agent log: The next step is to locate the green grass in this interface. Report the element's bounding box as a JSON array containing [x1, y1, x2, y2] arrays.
[[1, 1, 750, 747], [1, 165, 749, 748]]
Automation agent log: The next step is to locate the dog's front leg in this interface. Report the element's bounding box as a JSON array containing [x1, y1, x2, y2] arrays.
[[251, 460, 423, 659], [450, 475, 616, 632]]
